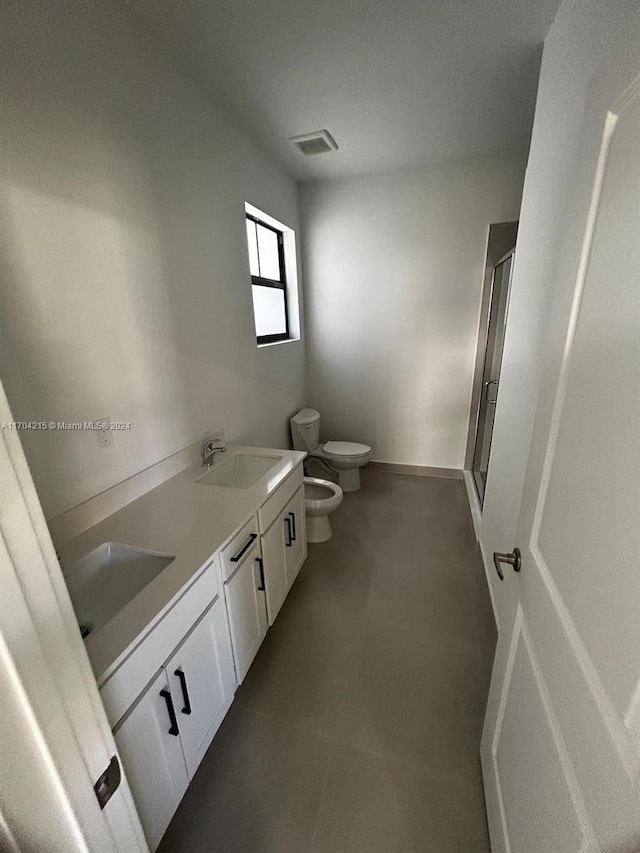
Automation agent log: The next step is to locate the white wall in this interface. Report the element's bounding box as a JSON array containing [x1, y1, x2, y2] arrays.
[[0, 0, 305, 519], [300, 153, 526, 469], [477, 0, 639, 578]]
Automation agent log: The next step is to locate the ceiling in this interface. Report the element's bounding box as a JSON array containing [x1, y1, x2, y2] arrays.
[[121, 0, 562, 181]]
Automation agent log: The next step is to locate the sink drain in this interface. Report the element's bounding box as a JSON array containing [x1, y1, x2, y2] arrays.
[[79, 622, 94, 639]]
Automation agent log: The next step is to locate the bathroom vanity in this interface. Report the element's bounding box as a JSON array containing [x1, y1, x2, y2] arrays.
[[59, 446, 307, 850]]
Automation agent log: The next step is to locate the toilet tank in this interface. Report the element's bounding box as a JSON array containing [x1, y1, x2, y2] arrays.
[[290, 408, 320, 452]]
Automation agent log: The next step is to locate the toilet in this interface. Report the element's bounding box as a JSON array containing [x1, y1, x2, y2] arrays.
[[304, 477, 343, 543], [290, 408, 373, 492]]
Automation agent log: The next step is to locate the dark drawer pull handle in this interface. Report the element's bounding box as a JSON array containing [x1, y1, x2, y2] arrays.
[[231, 532, 258, 562], [288, 511, 296, 542], [284, 516, 292, 547], [256, 557, 266, 591], [174, 668, 192, 715], [160, 688, 179, 736]]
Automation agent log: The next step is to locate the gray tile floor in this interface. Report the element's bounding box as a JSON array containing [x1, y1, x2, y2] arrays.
[[159, 470, 497, 853]]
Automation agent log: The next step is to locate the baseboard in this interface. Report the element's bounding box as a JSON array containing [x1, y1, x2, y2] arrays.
[[368, 461, 463, 480]]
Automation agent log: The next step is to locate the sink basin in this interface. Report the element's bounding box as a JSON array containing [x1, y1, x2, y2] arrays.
[[197, 453, 282, 489], [66, 542, 175, 637]]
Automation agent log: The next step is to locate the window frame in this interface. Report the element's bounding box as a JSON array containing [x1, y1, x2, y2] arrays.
[[246, 213, 290, 344]]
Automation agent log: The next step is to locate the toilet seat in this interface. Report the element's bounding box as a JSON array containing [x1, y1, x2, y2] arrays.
[[322, 440, 371, 461]]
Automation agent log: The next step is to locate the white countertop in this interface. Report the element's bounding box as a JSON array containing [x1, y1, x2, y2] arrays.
[[59, 445, 305, 684]]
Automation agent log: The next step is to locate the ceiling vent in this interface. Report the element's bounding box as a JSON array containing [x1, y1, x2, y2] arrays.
[[288, 130, 338, 156]]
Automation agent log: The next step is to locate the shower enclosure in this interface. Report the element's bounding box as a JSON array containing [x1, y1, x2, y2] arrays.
[[471, 250, 515, 505]]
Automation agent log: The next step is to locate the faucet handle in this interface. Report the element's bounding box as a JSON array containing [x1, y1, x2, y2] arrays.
[[203, 437, 227, 464]]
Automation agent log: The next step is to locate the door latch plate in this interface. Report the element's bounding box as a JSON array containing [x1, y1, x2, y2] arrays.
[[94, 755, 121, 810]]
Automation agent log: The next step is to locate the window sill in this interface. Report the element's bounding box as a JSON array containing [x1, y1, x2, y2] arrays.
[[257, 337, 300, 349]]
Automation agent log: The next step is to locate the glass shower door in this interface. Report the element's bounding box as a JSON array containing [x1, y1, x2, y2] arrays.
[[471, 251, 514, 505]]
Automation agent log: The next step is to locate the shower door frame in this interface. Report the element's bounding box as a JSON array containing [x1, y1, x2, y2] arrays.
[[469, 248, 515, 506]]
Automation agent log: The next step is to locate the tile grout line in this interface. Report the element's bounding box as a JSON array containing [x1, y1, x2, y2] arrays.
[[306, 737, 338, 853], [235, 697, 485, 792], [323, 738, 485, 795], [234, 702, 338, 747], [262, 612, 486, 660]]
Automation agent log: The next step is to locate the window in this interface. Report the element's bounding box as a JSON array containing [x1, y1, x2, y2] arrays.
[[245, 213, 289, 344]]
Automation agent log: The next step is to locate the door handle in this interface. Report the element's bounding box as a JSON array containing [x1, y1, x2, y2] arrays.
[[284, 516, 293, 547], [484, 379, 499, 405], [174, 668, 192, 715], [160, 688, 180, 736], [493, 548, 521, 581], [288, 511, 296, 542], [256, 557, 266, 591]]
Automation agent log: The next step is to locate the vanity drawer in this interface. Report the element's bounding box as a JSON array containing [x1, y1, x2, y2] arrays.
[[219, 514, 260, 582], [99, 555, 220, 728], [258, 463, 304, 533]]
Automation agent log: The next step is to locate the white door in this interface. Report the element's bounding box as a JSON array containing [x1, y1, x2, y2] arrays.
[[261, 514, 289, 625], [0, 379, 147, 851], [283, 486, 307, 588], [114, 670, 190, 851], [165, 595, 236, 778], [482, 16, 640, 853], [223, 543, 268, 683]]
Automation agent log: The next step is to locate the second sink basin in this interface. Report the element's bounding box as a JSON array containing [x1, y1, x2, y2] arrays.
[[197, 453, 282, 489], [66, 542, 175, 637]]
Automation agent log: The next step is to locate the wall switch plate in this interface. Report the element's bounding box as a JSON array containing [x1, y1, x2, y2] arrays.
[[93, 417, 113, 448]]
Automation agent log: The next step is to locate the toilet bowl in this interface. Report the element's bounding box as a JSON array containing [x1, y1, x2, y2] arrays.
[[304, 477, 343, 543], [290, 409, 372, 492], [319, 441, 372, 492]]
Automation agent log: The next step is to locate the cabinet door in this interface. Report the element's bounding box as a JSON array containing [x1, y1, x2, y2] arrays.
[[114, 669, 189, 851], [224, 544, 268, 683], [283, 486, 307, 587], [260, 514, 288, 626], [166, 594, 236, 779]]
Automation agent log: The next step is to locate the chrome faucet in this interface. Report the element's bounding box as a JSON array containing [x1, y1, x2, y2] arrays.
[[203, 438, 227, 467]]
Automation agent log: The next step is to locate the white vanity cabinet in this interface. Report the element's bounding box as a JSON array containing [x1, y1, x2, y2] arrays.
[[114, 668, 190, 850], [220, 517, 268, 684], [283, 486, 306, 588], [164, 595, 236, 777], [260, 482, 307, 625], [107, 562, 236, 850], [260, 519, 288, 626], [93, 457, 306, 850]]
